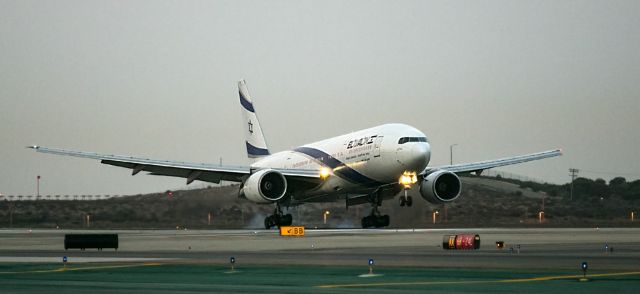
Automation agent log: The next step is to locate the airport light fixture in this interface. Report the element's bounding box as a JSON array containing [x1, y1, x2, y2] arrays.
[[323, 210, 330, 224], [36, 175, 41, 197], [580, 262, 588, 281], [229, 256, 236, 272], [632, 212, 636, 222], [538, 211, 545, 224], [432, 210, 439, 224]]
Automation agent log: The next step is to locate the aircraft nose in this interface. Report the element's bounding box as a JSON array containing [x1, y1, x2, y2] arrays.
[[412, 142, 431, 170], [397, 142, 430, 171]]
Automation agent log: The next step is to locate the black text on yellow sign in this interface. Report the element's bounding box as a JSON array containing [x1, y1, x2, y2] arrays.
[[279, 226, 305, 236]]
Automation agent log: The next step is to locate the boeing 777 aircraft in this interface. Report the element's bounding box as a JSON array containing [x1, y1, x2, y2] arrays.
[[30, 80, 561, 229]]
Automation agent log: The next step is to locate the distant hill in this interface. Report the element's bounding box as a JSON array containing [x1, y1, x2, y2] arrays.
[[1, 176, 638, 229]]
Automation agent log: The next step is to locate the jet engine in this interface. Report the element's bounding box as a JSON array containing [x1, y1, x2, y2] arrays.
[[419, 170, 462, 204], [242, 169, 288, 203]]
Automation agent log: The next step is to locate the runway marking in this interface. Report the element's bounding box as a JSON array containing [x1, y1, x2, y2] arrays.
[[0, 262, 163, 274], [317, 271, 640, 288]]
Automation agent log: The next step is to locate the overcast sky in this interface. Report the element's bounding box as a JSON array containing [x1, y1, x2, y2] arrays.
[[1, 0, 639, 196]]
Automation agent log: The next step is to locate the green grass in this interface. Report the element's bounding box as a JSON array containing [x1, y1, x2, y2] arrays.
[[0, 263, 638, 293]]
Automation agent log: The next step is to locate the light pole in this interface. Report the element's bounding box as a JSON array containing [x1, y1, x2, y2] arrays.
[[450, 144, 458, 165], [569, 168, 579, 201], [444, 204, 448, 223], [538, 211, 544, 223], [323, 210, 330, 224], [446, 143, 457, 222]]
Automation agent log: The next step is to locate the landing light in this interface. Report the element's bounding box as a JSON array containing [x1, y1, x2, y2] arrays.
[[399, 171, 418, 188], [319, 168, 332, 179]]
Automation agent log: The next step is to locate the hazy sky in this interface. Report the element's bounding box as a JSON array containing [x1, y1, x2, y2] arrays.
[[1, 0, 639, 196]]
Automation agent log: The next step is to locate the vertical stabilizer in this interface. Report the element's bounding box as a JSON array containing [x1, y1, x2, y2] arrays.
[[238, 80, 270, 158]]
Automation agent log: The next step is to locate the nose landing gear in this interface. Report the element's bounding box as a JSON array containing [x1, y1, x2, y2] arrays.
[[398, 171, 417, 207], [399, 189, 413, 207], [399, 195, 413, 207]]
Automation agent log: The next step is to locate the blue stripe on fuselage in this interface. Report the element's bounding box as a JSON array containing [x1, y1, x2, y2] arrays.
[[293, 146, 383, 186], [239, 91, 255, 113]]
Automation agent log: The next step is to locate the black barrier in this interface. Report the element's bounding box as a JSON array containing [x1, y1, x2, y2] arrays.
[[64, 234, 118, 251]]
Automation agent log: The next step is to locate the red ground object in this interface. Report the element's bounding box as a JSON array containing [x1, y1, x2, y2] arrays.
[[442, 234, 480, 250]]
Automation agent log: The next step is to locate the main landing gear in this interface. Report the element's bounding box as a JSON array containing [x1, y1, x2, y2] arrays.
[[264, 205, 292, 229], [361, 207, 390, 228], [361, 191, 390, 228]]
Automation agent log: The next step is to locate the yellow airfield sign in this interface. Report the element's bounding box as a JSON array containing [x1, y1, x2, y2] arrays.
[[279, 226, 305, 236]]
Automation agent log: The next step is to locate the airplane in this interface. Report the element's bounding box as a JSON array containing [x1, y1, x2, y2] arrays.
[[30, 80, 562, 229]]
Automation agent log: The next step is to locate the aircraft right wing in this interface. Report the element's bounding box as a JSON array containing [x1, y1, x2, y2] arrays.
[[423, 149, 562, 175]]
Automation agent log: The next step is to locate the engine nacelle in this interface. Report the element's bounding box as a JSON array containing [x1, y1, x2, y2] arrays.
[[243, 169, 288, 204], [419, 170, 462, 204]]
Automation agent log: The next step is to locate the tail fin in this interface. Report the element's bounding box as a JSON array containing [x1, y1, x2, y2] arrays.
[[238, 80, 270, 158]]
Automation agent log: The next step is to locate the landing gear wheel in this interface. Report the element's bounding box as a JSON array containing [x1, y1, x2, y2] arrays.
[[400, 195, 413, 207], [361, 215, 390, 228], [377, 215, 390, 227], [282, 214, 293, 226], [361, 205, 391, 228], [264, 206, 293, 229], [361, 215, 374, 228], [264, 216, 274, 230]]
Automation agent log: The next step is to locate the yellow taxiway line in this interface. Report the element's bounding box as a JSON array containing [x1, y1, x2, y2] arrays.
[[0, 262, 163, 274], [317, 271, 640, 288]]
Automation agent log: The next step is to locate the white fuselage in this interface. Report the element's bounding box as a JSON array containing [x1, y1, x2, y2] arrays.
[[251, 123, 431, 199]]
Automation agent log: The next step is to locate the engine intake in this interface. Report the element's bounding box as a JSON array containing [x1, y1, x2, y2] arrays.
[[419, 170, 461, 204], [242, 169, 288, 203]]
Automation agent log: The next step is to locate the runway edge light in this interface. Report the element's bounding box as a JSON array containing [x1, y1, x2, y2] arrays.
[[580, 261, 589, 282], [224, 256, 238, 274]]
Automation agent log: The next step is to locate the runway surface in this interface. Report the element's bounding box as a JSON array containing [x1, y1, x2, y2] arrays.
[[1, 228, 639, 293], [1, 228, 639, 268]]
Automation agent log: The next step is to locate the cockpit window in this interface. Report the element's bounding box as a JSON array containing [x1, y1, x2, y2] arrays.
[[398, 137, 428, 144]]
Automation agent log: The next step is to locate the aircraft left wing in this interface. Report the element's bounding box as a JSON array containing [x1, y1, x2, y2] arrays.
[[423, 149, 562, 175], [28, 146, 321, 184]]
